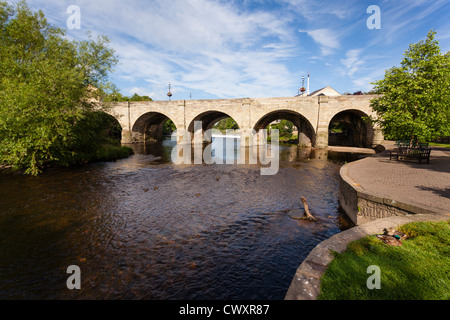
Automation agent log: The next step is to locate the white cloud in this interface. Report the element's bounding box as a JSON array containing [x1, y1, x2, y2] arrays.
[[92, 0, 296, 98], [20, 0, 450, 98], [17, 0, 297, 99], [300, 29, 340, 56], [56, 0, 295, 99], [352, 77, 373, 92], [280, 0, 357, 20], [352, 67, 387, 92], [126, 87, 156, 98], [341, 49, 364, 76]]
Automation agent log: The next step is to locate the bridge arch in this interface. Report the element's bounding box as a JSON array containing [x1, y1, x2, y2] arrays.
[[253, 110, 316, 147], [132, 111, 177, 143], [328, 109, 374, 148], [187, 110, 242, 142]]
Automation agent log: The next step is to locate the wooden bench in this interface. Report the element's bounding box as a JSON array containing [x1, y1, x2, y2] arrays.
[[390, 147, 431, 164], [395, 140, 429, 148], [395, 140, 411, 147]]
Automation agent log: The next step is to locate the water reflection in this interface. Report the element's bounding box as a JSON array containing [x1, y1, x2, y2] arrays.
[[0, 138, 358, 300], [128, 137, 361, 165]]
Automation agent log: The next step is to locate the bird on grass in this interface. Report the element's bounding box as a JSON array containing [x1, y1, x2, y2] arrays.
[[375, 228, 408, 246], [376, 234, 403, 246]]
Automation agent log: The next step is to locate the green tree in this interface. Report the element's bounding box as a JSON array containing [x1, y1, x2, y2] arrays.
[[162, 120, 176, 135], [370, 30, 450, 143], [103, 84, 129, 102], [0, 1, 122, 174], [269, 120, 294, 139], [213, 118, 239, 133], [102, 90, 153, 102], [129, 93, 153, 101]]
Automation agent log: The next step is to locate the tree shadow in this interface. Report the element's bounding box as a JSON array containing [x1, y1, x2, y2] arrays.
[[415, 186, 450, 199], [377, 147, 450, 174]]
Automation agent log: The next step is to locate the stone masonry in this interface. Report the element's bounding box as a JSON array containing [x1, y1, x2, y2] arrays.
[[105, 95, 384, 148]]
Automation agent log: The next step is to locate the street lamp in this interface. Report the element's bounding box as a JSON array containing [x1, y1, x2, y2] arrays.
[[167, 82, 173, 101], [300, 76, 306, 96]]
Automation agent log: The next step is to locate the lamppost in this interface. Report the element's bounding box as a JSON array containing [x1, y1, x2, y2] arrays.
[[299, 76, 306, 96], [167, 82, 173, 101]]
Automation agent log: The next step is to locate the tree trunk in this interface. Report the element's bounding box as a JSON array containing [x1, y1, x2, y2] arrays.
[[410, 134, 415, 148]]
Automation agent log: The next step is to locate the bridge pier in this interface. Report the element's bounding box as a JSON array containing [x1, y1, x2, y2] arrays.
[[315, 127, 329, 149], [121, 129, 133, 144], [298, 132, 312, 147]]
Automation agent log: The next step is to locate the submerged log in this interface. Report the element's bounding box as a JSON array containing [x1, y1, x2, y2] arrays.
[[301, 197, 317, 221]]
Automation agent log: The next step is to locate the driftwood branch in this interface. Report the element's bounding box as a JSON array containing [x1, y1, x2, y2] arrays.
[[301, 197, 317, 221], [285, 197, 318, 221]]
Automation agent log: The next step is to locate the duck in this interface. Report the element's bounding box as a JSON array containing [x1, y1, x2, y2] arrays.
[[376, 234, 403, 246], [383, 227, 408, 239]]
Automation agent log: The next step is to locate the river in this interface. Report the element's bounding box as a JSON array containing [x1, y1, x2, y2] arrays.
[[0, 138, 363, 300]]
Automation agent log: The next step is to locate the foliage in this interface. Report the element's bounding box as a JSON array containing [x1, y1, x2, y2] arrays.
[[269, 120, 294, 138], [429, 142, 450, 148], [329, 122, 347, 134], [162, 119, 176, 135], [0, 1, 122, 175], [60, 111, 133, 166], [213, 118, 239, 132], [370, 30, 450, 142], [102, 85, 129, 102], [318, 220, 450, 300], [129, 93, 153, 101]]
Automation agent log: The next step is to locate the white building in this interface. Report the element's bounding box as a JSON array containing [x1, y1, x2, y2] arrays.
[[308, 86, 341, 97]]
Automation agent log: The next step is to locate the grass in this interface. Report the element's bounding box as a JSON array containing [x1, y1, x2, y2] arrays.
[[267, 135, 299, 145], [50, 140, 134, 169], [318, 221, 450, 300], [429, 142, 450, 148], [91, 144, 134, 163]]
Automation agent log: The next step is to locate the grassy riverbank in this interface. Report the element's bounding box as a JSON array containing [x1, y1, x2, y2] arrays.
[[318, 221, 450, 300], [1, 111, 134, 174], [1, 142, 134, 174], [68, 140, 134, 165], [429, 142, 450, 148]]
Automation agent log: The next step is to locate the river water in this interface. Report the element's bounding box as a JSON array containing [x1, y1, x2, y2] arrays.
[[0, 139, 360, 300]]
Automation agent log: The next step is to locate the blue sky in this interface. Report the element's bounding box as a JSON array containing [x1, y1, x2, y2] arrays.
[[14, 0, 450, 100]]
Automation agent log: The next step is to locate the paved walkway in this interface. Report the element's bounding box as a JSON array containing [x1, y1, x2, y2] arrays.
[[346, 141, 450, 214]]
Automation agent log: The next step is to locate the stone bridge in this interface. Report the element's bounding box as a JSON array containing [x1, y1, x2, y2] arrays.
[[106, 95, 384, 149]]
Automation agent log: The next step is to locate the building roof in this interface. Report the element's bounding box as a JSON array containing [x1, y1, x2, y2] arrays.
[[308, 86, 341, 97]]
